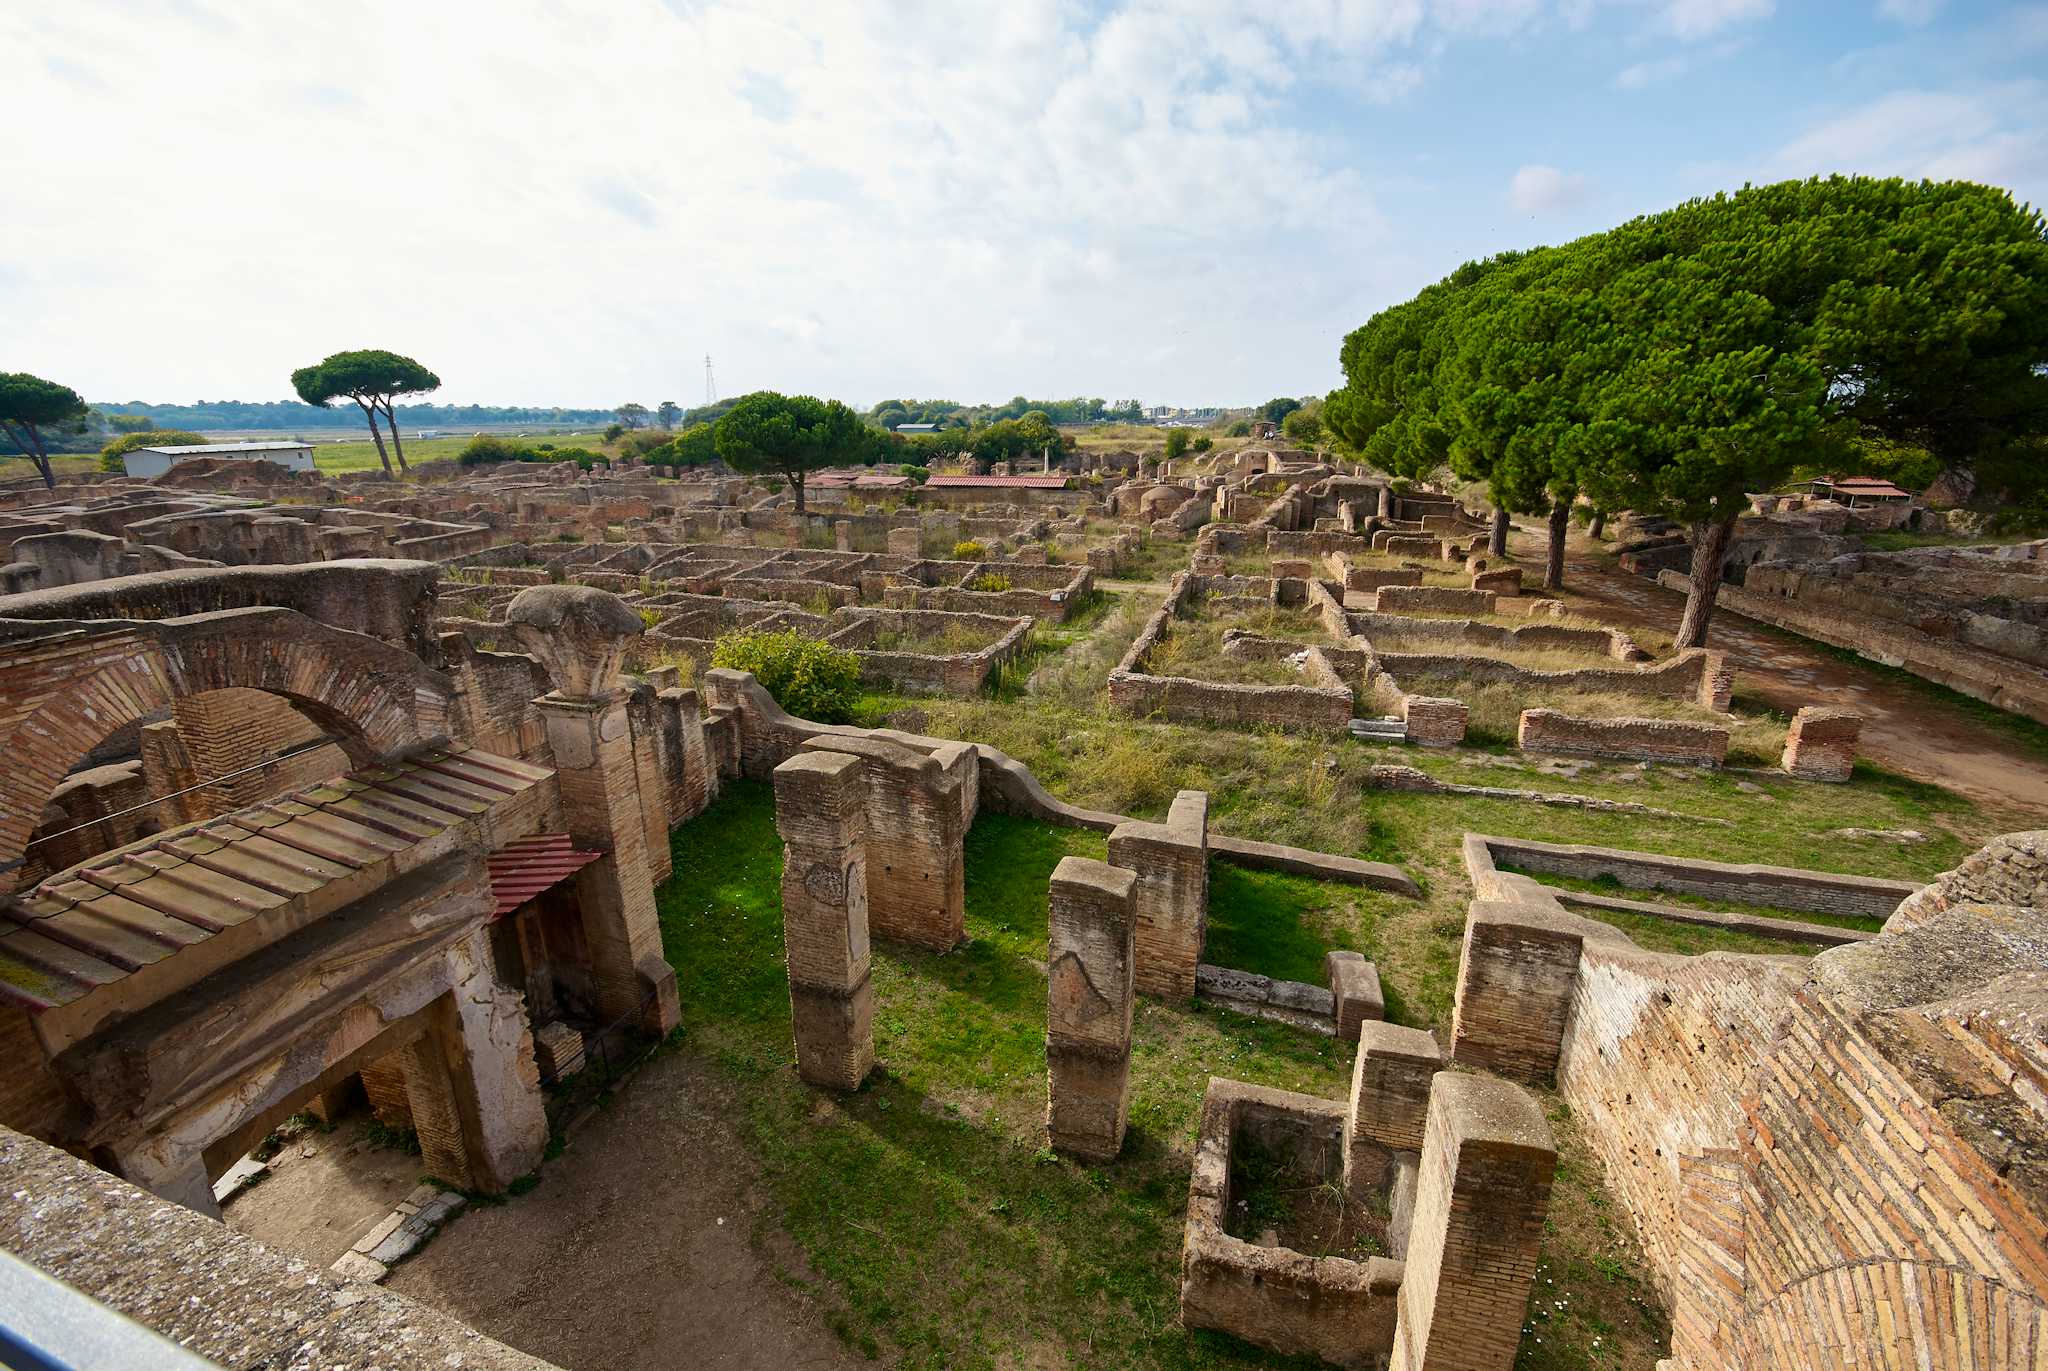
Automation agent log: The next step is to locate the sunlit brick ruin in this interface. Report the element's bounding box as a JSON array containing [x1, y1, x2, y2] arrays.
[[1, 434, 2044, 1371]]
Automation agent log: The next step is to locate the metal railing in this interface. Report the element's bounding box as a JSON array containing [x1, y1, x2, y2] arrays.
[[0, 1248, 221, 1371]]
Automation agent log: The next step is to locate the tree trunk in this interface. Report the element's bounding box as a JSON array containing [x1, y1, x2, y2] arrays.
[[1675, 511, 1740, 649], [6, 421, 54, 489], [1587, 509, 1605, 540], [381, 399, 409, 471], [1488, 507, 1509, 558], [1544, 498, 1570, 591], [355, 399, 392, 476]]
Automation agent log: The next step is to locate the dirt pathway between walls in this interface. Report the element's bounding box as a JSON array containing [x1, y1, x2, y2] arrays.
[[1536, 544, 2048, 817], [387, 1052, 865, 1371]]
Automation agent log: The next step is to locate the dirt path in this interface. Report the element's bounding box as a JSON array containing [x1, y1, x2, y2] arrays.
[[386, 1051, 863, 1371], [222, 1116, 428, 1266], [1525, 536, 2048, 817]]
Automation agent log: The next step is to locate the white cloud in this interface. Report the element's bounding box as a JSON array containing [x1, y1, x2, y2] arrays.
[[1508, 163, 1592, 213], [0, 0, 1538, 406], [1768, 85, 2048, 200], [1877, 0, 1943, 24], [1615, 53, 1692, 89], [1662, 0, 1772, 40]]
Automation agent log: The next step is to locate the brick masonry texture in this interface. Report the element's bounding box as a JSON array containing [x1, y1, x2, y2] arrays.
[[1045, 856, 1138, 1162], [1107, 789, 1209, 999], [1390, 1073, 1556, 1371], [1450, 829, 2048, 1371], [774, 751, 875, 1091], [1516, 708, 1730, 767], [800, 734, 966, 952], [1780, 704, 1861, 781]]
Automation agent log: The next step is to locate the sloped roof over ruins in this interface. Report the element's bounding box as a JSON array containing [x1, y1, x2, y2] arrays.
[[0, 744, 552, 1012]]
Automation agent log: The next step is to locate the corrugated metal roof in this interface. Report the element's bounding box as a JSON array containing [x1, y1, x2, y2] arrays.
[[923, 475, 1069, 489], [136, 442, 315, 456], [485, 833, 604, 918], [0, 743, 552, 1013]]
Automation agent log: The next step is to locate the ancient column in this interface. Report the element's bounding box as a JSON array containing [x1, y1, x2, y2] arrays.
[[799, 735, 965, 951], [1106, 789, 1208, 999], [1389, 1073, 1556, 1371], [398, 932, 549, 1194], [773, 751, 875, 1090], [506, 585, 680, 1035], [1044, 856, 1138, 1161], [1343, 1021, 1442, 1198]]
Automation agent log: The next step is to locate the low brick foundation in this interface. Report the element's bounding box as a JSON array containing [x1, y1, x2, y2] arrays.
[[1780, 704, 1861, 781], [1517, 708, 1730, 766]]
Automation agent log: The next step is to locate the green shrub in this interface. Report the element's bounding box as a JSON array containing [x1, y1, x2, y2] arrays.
[[1226, 419, 1251, 437], [966, 572, 1011, 592], [459, 434, 525, 466], [710, 629, 862, 723], [100, 428, 207, 471], [952, 539, 988, 559], [1192, 434, 1213, 453]]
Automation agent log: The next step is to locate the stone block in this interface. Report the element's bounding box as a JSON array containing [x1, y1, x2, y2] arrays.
[[1471, 567, 1522, 595], [790, 978, 876, 1090], [887, 527, 922, 556], [1346, 1021, 1442, 1158], [1389, 1073, 1556, 1371], [1449, 900, 1585, 1081], [1046, 856, 1139, 1160], [1107, 789, 1209, 999], [1403, 695, 1468, 748], [1325, 950, 1385, 1040], [1782, 705, 1861, 782]]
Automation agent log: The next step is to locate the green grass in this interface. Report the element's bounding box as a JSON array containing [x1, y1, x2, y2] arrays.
[[1, 428, 610, 483], [658, 781, 1357, 1368], [1573, 908, 1833, 958], [1498, 867, 1885, 933]]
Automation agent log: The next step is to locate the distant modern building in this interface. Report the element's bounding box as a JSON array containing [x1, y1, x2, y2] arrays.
[[122, 441, 316, 480], [893, 423, 939, 434]]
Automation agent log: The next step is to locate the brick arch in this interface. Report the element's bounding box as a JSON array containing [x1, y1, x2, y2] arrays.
[[0, 608, 454, 895]]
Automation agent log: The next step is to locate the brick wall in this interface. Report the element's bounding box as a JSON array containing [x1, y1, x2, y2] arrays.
[[1517, 708, 1730, 766]]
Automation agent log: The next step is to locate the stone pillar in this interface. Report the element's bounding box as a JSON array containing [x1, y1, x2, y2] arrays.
[[109, 1139, 219, 1219], [887, 526, 921, 557], [1782, 705, 1861, 782], [834, 519, 853, 552], [1390, 1073, 1556, 1371], [1345, 1021, 1442, 1164], [1326, 950, 1385, 1041], [508, 586, 680, 1036], [1045, 856, 1138, 1162], [1449, 901, 1586, 1081], [138, 720, 206, 826], [414, 933, 550, 1194], [359, 1052, 414, 1128], [1106, 789, 1208, 999], [773, 752, 875, 1090], [799, 735, 965, 952]]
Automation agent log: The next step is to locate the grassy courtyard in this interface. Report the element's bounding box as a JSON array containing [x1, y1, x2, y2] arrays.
[[658, 781, 1677, 1370]]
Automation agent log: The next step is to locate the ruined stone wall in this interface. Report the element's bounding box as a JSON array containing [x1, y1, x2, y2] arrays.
[[1370, 644, 1730, 712], [1516, 708, 1730, 766], [1672, 569, 2048, 726]]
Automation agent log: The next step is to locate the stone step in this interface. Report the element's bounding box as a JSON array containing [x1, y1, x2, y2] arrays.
[[1349, 717, 1406, 742]]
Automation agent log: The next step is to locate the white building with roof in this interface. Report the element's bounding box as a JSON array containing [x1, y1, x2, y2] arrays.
[[122, 441, 316, 480]]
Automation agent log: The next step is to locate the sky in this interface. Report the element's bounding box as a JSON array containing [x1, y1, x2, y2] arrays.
[[4, 1, 2046, 412]]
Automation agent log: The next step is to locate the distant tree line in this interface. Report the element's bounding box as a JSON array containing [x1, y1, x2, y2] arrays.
[[1323, 175, 2048, 646], [868, 396, 1145, 429], [75, 398, 618, 430]]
